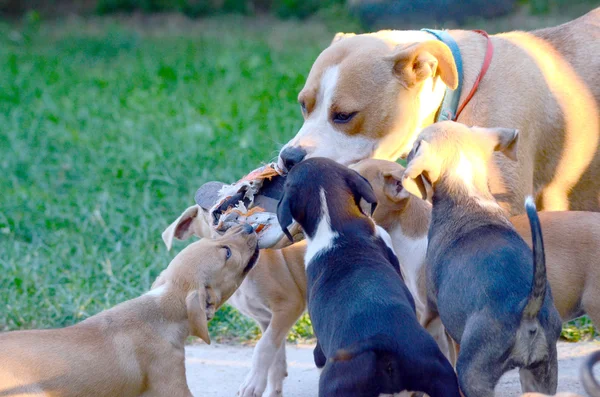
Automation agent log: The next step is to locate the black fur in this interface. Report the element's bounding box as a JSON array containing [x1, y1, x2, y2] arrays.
[[278, 157, 460, 397]]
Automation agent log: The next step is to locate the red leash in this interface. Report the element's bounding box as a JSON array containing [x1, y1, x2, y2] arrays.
[[454, 30, 494, 121]]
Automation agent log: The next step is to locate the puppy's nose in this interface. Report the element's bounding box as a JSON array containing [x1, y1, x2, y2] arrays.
[[279, 146, 307, 172], [241, 223, 254, 234]]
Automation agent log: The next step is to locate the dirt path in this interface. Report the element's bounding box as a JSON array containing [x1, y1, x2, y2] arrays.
[[186, 341, 600, 396]]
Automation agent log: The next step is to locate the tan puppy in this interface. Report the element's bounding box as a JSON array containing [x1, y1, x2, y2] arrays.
[[277, 8, 600, 214], [351, 158, 600, 363], [0, 225, 258, 397], [163, 206, 306, 397]]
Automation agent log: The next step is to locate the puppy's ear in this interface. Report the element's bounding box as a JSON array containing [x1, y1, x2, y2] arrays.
[[389, 41, 458, 90], [402, 141, 438, 202], [493, 128, 519, 161], [347, 171, 378, 216], [331, 32, 355, 44], [186, 289, 212, 344], [276, 190, 295, 242], [471, 126, 519, 161], [162, 205, 200, 251], [382, 167, 411, 203]]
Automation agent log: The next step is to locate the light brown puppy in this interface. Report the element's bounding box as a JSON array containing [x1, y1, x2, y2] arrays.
[[351, 158, 600, 363], [163, 206, 306, 397], [277, 8, 600, 214], [0, 225, 258, 397]]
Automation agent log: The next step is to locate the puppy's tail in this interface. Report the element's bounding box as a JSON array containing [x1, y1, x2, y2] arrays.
[[582, 350, 600, 397], [331, 334, 397, 363], [522, 196, 546, 320]]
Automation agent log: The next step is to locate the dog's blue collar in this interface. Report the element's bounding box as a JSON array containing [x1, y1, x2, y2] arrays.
[[421, 29, 464, 122]]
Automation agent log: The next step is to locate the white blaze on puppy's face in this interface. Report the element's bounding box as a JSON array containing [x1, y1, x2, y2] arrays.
[[304, 189, 338, 267], [279, 65, 378, 167]]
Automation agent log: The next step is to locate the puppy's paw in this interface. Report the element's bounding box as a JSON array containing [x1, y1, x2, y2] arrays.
[[238, 372, 267, 397], [266, 369, 286, 397], [266, 389, 283, 397]]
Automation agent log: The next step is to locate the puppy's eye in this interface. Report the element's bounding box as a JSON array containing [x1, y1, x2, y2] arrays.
[[300, 101, 307, 114], [332, 111, 357, 124], [224, 246, 232, 259]]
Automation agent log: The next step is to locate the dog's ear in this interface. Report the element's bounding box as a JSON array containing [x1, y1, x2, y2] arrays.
[[402, 141, 438, 202], [471, 126, 519, 161], [347, 171, 378, 216], [493, 128, 519, 161], [389, 41, 458, 90], [162, 205, 219, 250], [276, 189, 295, 242], [162, 205, 200, 251], [186, 289, 212, 344], [331, 32, 355, 44], [382, 167, 411, 203]]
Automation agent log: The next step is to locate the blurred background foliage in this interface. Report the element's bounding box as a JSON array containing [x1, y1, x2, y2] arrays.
[[1, 0, 599, 343], [1, 0, 599, 22]]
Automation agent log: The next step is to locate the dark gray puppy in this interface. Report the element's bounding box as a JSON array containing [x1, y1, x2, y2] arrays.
[[402, 121, 562, 397]]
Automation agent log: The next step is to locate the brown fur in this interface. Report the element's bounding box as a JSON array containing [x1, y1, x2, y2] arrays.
[[0, 226, 258, 397], [284, 9, 600, 214]]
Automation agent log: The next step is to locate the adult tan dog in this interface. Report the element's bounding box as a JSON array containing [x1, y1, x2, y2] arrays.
[[277, 8, 600, 215], [351, 158, 600, 364], [0, 225, 258, 397]]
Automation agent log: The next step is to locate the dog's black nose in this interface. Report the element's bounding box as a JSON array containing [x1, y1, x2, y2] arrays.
[[279, 146, 307, 172], [241, 223, 254, 234]]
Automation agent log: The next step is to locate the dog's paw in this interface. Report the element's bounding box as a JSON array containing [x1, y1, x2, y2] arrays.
[[238, 372, 267, 397], [266, 373, 285, 397]]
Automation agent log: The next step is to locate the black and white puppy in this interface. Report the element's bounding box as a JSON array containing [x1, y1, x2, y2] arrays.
[[277, 157, 460, 397]]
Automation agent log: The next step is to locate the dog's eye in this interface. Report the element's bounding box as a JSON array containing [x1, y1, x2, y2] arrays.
[[224, 246, 232, 259], [300, 101, 307, 114], [332, 111, 357, 124]]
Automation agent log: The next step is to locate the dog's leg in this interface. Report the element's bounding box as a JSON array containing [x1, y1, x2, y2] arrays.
[[423, 313, 456, 366], [239, 307, 302, 397], [147, 358, 194, 397], [518, 342, 558, 395], [313, 339, 326, 368], [582, 285, 600, 329], [455, 317, 505, 397], [266, 342, 288, 397]]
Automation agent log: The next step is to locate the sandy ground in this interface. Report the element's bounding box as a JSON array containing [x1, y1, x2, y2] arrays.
[[186, 341, 600, 396]]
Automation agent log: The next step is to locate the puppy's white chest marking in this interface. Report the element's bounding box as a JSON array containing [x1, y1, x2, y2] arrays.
[[305, 189, 338, 267], [376, 225, 395, 254], [389, 226, 428, 312], [145, 285, 167, 297]]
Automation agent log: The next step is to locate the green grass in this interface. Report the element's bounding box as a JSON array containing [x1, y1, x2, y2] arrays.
[[0, 11, 596, 343], [0, 14, 353, 340]]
